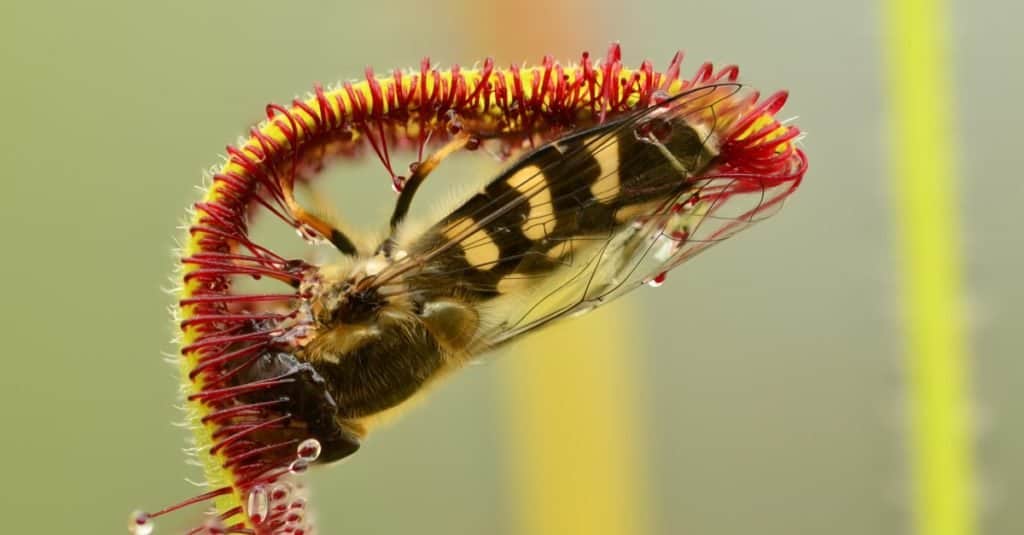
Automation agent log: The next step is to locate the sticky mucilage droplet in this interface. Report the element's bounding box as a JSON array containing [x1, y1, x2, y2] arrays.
[[296, 438, 323, 462], [247, 485, 270, 524]]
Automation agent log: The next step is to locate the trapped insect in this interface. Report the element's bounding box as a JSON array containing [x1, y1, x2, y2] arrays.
[[142, 45, 807, 534], [243, 83, 802, 464]]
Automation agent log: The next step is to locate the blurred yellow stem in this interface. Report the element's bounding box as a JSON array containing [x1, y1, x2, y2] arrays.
[[502, 308, 650, 535], [883, 1, 977, 534]]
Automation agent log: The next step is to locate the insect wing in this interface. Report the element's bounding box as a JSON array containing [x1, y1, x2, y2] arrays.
[[378, 83, 797, 349]]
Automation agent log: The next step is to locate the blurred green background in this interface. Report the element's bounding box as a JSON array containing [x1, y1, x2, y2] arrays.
[[2, 0, 1020, 534]]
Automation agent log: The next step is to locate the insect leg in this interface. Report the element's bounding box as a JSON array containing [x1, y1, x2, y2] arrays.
[[378, 132, 471, 256], [280, 170, 359, 256], [388, 132, 472, 230]]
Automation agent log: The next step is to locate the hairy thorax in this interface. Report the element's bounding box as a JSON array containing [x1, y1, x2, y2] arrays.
[[296, 257, 480, 421]]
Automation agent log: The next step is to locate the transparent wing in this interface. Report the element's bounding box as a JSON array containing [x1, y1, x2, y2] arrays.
[[370, 82, 802, 350]]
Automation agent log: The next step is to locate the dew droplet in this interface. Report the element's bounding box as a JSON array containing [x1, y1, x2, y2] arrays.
[[651, 90, 671, 105], [270, 484, 290, 502], [128, 511, 153, 535], [670, 230, 689, 242], [247, 485, 270, 524], [649, 118, 673, 142], [294, 224, 327, 246], [646, 272, 667, 288], [296, 438, 322, 462], [289, 458, 310, 474], [445, 110, 464, 135]]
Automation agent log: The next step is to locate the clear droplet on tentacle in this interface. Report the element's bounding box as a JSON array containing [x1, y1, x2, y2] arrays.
[[128, 511, 153, 535], [646, 272, 668, 288], [296, 438, 322, 462], [289, 458, 310, 474], [247, 485, 270, 524]]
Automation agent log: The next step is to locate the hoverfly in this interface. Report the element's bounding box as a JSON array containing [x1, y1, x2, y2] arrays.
[[231, 81, 806, 464]]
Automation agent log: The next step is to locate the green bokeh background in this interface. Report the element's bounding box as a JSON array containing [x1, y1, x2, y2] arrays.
[[2, 1, 1020, 534]]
